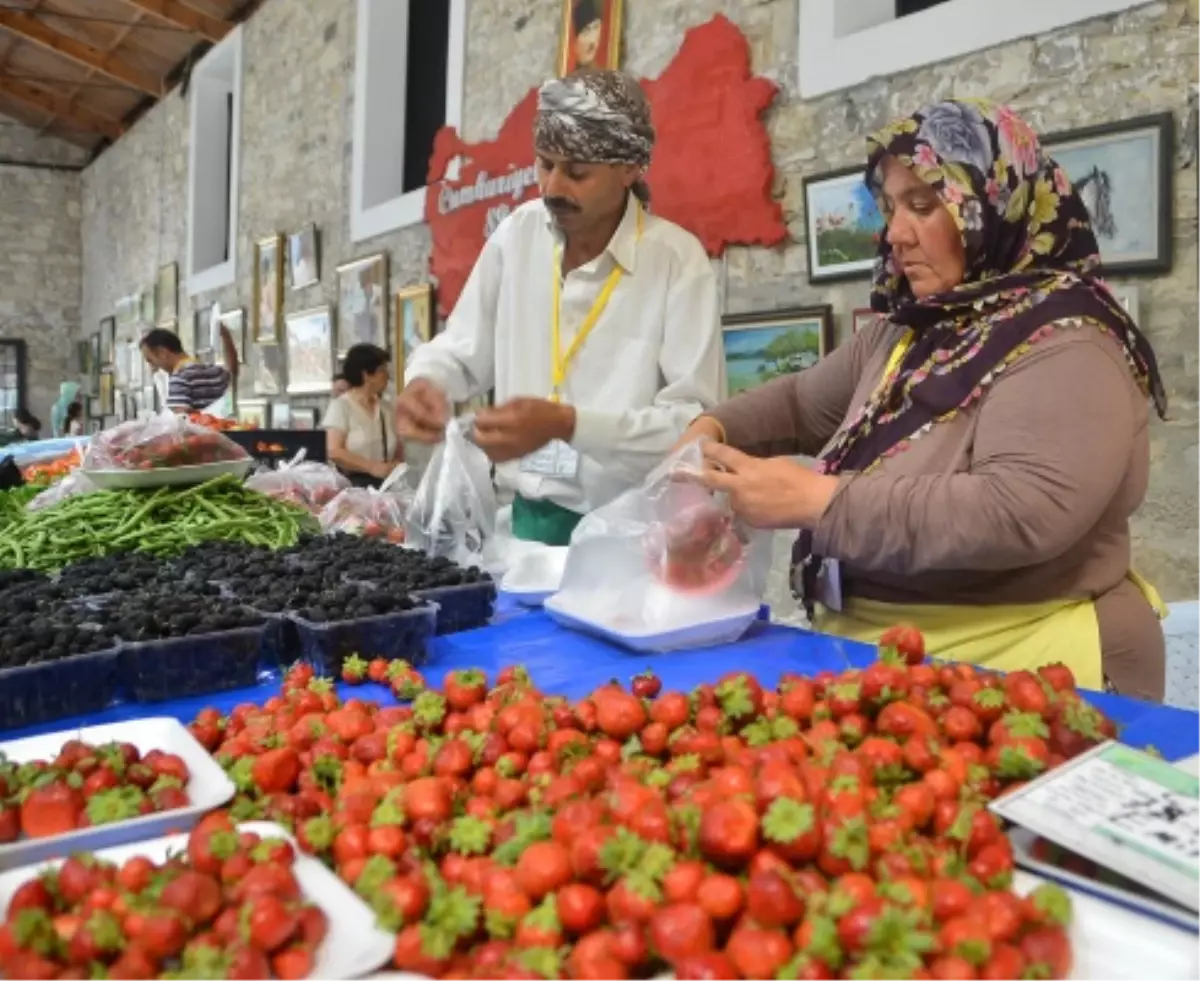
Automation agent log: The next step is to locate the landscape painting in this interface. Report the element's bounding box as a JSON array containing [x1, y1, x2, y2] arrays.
[[1044, 113, 1173, 275], [722, 306, 833, 396], [803, 167, 885, 282]]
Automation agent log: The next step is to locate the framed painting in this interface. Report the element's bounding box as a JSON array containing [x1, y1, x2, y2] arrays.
[[99, 316, 116, 367], [291, 407, 318, 430], [98, 370, 115, 415], [139, 287, 155, 326], [852, 307, 881, 335], [285, 306, 335, 395], [236, 399, 269, 429], [89, 332, 101, 380], [721, 306, 833, 397], [217, 308, 246, 366], [558, 0, 622, 75], [1043, 113, 1174, 276], [802, 166, 884, 283], [271, 401, 291, 429], [87, 395, 102, 420], [115, 295, 138, 334], [393, 284, 434, 383], [194, 304, 214, 358], [155, 262, 178, 325], [254, 234, 285, 344], [336, 253, 389, 356], [288, 223, 321, 290], [251, 341, 285, 396]]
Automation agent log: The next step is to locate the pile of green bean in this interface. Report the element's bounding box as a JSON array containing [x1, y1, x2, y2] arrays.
[[0, 486, 39, 533], [0, 475, 319, 572]]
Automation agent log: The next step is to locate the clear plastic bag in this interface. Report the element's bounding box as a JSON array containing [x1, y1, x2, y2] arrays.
[[246, 453, 349, 514], [83, 409, 248, 471], [27, 470, 98, 512], [319, 483, 411, 543], [404, 416, 497, 569], [548, 440, 772, 651]]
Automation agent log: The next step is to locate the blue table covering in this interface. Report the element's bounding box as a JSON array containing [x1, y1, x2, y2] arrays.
[[2, 604, 1195, 761]]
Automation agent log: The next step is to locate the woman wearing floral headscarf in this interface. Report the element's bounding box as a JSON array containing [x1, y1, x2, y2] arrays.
[[681, 99, 1168, 699]]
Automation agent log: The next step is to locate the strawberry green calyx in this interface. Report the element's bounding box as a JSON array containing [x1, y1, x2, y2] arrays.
[[715, 676, 754, 721], [412, 691, 447, 729], [342, 654, 368, 681], [762, 798, 815, 845], [85, 786, 145, 826], [516, 946, 563, 980], [371, 797, 406, 828], [299, 815, 335, 852], [829, 817, 870, 871], [354, 855, 398, 900], [447, 816, 491, 855], [1029, 882, 1073, 926]]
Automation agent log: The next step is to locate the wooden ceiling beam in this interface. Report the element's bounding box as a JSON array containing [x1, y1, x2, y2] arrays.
[[115, 0, 229, 43], [0, 76, 123, 140], [0, 9, 161, 96]]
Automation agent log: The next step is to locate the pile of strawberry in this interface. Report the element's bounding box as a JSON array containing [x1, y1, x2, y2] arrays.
[[0, 816, 327, 979], [0, 740, 191, 843], [180, 626, 1111, 980]]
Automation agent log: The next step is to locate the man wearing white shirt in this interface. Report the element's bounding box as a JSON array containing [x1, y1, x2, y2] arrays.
[[397, 68, 725, 545]]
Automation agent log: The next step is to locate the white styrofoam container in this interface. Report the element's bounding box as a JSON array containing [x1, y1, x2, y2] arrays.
[[83, 457, 253, 490], [0, 717, 235, 870], [377, 871, 1198, 981], [0, 821, 394, 979], [499, 543, 568, 607], [544, 591, 760, 653]]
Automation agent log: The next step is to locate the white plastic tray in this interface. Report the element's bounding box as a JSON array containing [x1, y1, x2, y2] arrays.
[[499, 543, 568, 607], [0, 717, 235, 871], [544, 592, 760, 652], [83, 457, 253, 489], [0, 821, 394, 979]]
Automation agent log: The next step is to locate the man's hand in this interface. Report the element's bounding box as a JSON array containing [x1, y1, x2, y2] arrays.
[[396, 378, 450, 444], [699, 441, 839, 529], [472, 398, 576, 463]]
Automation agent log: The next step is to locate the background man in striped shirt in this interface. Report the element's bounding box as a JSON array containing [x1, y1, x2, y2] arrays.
[[139, 328, 233, 414]]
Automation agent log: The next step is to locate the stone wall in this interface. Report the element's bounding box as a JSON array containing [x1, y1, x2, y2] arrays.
[[80, 0, 1198, 599], [0, 115, 86, 429]]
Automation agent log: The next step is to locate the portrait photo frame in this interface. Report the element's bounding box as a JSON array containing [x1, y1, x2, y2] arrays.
[[1042, 112, 1174, 276], [253, 234, 285, 344], [393, 284, 434, 384], [155, 262, 178, 326], [558, 0, 623, 75], [285, 306, 335, 395], [336, 253, 389, 357], [802, 166, 885, 284], [721, 305, 833, 397], [288, 223, 321, 291]]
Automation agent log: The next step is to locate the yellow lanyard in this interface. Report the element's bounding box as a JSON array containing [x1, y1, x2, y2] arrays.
[[549, 202, 644, 403], [882, 329, 913, 381]]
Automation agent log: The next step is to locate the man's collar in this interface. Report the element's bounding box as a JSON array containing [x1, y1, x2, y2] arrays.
[[545, 193, 642, 274]]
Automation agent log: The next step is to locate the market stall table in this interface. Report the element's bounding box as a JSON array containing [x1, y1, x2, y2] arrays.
[[2, 610, 1196, 762]]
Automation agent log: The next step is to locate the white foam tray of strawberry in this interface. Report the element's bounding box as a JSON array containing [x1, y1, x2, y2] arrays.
[[0, 819, 394, 979], [0, 717, 235, 871]]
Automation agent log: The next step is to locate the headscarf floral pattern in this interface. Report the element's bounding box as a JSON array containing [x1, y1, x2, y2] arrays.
[[821, 98, 1167, 477]]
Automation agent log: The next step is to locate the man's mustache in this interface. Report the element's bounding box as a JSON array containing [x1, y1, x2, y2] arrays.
[[544, 196, 581, 214]]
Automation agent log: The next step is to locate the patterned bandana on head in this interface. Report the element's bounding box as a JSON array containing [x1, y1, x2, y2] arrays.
[[793, 98, 1167, 608], [534, 68, 655, 169]]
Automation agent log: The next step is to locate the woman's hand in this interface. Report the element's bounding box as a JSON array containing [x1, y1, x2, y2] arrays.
[[669, 415, 725, 457], [370, 460, 397, 481], [699, 442, 839, 529]]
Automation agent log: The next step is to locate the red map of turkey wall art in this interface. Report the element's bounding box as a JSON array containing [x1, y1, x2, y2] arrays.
[[424, 14, 788, 317]]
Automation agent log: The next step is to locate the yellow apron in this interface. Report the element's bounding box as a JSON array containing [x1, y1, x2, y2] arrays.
[[813, 335, 1167, 691], [814, 572, 1164, 691]]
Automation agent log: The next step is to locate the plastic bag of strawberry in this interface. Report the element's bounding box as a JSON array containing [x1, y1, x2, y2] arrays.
[[319, 470, 411, 543], [550, 438, 772, 649], [83, 410, 249, 471], [246, 453, 349, 514]]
